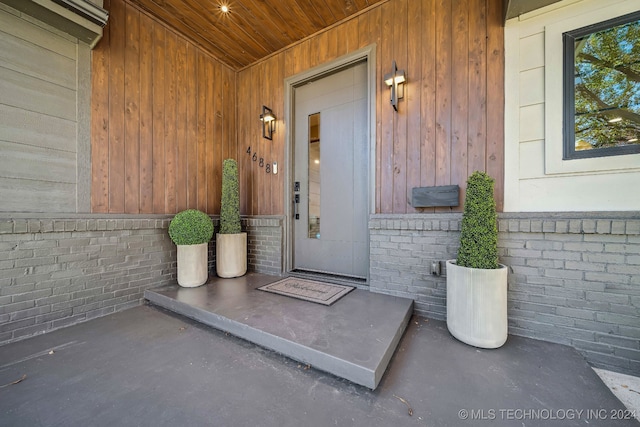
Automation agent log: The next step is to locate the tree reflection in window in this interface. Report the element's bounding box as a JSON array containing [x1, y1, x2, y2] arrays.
[[565, 11, 640, 158]]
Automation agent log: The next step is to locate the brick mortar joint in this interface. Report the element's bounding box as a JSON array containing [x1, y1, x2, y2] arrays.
[[369, 214, 640, 235], [0, 218, 172, 235]]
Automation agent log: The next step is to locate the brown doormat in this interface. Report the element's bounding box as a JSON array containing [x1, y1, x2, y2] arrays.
[[258, 277, 354, 306]]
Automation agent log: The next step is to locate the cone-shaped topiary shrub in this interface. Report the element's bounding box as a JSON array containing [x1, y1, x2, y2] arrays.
[[220, 158, 241, 234], [456, 171, 499, 269], [168, 209, 214, 245]]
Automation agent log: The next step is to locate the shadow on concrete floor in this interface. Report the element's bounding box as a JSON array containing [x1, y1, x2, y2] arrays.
[[0, 304, 638, 426]]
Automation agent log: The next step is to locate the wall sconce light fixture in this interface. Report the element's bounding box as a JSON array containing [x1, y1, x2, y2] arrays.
[[384, 60, 406, 111], [260, 105, 276, 140]]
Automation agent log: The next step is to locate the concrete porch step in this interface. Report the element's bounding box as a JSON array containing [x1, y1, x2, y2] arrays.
[[144, 273, 413, 390]]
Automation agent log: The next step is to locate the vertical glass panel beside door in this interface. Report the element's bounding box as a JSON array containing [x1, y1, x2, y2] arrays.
[[308, 113, 320, 239]]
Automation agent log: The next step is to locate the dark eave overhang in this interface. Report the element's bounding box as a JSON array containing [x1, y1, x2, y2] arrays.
[[505, 0, 564, 21], [0, 0, 108, 48]]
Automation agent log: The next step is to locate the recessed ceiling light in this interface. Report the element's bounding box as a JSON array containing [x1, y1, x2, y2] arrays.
[[608, 117, 622, 123], [220, 5, 229, 13]]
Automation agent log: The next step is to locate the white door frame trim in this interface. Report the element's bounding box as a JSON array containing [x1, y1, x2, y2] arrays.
[[283, 44, 377, 278]]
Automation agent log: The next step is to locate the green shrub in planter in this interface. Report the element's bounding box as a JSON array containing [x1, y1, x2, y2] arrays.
[[168, 209, 214, 245], [220, 158, 241, 234], [456, 171, 499, 269]]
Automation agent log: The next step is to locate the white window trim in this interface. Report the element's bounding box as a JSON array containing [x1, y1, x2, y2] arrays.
[[544, 0, 640, 174]]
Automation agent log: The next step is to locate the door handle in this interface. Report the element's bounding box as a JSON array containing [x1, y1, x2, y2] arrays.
[[294, 194, 300, 220]]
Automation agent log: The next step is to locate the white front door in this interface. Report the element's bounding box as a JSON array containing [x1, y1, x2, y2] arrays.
[[292, 61, 368, 279]]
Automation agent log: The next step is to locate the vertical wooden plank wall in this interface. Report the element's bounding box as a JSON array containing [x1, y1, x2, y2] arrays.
[[91, 0, 503, 215], [236, 0, 504, 214], [91, 0, 237, 214], [235, 55, 287, 216]]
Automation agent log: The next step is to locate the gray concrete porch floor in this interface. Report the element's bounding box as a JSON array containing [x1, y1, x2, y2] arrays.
[[144, 273, 414, 390], [0, 279, 638, 426]]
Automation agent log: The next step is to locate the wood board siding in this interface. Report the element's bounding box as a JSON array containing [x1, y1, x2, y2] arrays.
[[0, 6, 78, 213], [91, 0, 237, 214], [237, 0, 505, 215], [125, 0, 389, 69], [91, 0, 503, 215]]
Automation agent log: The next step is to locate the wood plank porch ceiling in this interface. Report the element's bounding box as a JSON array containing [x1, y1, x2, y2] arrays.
[[126, 0, 389, 70]]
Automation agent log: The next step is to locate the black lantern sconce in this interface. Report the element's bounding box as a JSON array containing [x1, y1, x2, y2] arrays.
[[384, 60, 406, 111], [260, 105, 276, 140]]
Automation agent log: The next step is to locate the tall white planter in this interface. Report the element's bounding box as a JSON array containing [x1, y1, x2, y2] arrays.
[[177, 242, 209, 287], [216, 232, 247, 278], [446, 260, 508, 349]]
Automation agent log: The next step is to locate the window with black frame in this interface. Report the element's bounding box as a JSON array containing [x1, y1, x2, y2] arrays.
[[563, 11, 640, 159]]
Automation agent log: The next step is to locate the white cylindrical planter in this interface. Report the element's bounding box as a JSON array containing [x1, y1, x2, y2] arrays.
[[176, 242, 209, 287], [216, 232, 247, 278], [446, 260, 508, 349]]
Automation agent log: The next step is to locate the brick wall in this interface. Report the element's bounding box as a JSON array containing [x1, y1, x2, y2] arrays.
[[0, 216, 176, 345], [243, 216, 284, 275], [4, 211, 636, 374], [369, 213, 640, 375], [0, 214, 284, 346], [369, 215, 458, 320]]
